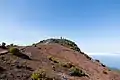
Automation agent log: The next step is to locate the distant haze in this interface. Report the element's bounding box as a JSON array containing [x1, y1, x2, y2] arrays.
[[88, 53, 120, 69]]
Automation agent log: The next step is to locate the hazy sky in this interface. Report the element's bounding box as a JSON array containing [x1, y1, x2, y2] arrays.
[[1, 0, 120, 53]]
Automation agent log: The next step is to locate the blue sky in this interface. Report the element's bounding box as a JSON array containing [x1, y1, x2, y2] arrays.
[[1, 0, 120, 54]]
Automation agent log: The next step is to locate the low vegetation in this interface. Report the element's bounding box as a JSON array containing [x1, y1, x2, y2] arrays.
[[60, 62, 74, 68], [9, 47, 31, 60], [69, 67, 87, 77], [95, 59, 100, 62], [0, 42, 7, 49], [103, 70, 108, 74], [9, 47, 20, 55], [47, 55, 88, 77], [101, 63, 106, 67], [48, 56, 59, 63], [31, 69, 60, 80], [31, 69, 46, 80], [39, 38, 81, 52], [84, 53, 92, 60], [0, 38, 120, 80]]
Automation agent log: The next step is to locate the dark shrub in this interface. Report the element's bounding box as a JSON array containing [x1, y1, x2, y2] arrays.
[[1, 42, 6, 49], [61, 62, 74, 68], [103, 70, 108, 74], [95, 59, 100, 62], [47, 56, 59, 63], [32, 43, 37, 47], [101, 63, 106, 67], [84, 54, 92, 60], [69, 67, 86, 77], [10, 44, 14, 47]]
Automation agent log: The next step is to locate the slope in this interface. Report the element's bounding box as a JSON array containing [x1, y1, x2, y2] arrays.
[[0, 39, 120, 80]]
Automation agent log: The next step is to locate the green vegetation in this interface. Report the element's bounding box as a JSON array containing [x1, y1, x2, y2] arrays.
[[48, 56, 59, 63], [31, 69, 59, 80], [9, 47, 20, 55], [9, 47, 31, 60], [31, 69, 46, 80], [48, 56, 74, 68], [39, 38, 81, 52], [47, 55, 88, 77], [69, 67, 87, 77]]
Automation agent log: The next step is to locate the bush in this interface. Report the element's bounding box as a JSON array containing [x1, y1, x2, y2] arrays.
[[9, 47, 20, 55], [69, 67, 86, 77], [48, 56, 59, 63], [1, 42, 6, 49], [103, 70, 108, 74], [31, 69, 46, 79], [84, 54, 92, 60], [61, 62, 74, 68], [101, 63, 106, 67], [32, 43, 37, 47], [31, 69, 58, 80], [95, 59, 100, 62], [39, 38, 81, 52]]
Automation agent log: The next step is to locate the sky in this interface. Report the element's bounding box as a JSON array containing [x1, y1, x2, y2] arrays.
[[1, 0, 120, 54]]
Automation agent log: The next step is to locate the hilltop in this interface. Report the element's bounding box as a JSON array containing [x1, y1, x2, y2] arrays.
[[0, 38, 120, 80], [35, 38, 81, 52]]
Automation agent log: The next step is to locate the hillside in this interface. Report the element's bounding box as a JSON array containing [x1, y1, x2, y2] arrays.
[[0, 38, 120, 80], [37, 38, 81, 52]]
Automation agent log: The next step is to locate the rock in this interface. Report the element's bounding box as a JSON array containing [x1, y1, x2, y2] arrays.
[[0, 50, 8, 55], [0, 74, 6, 79]]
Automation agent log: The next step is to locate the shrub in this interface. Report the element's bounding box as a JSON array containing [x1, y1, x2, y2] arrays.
[[95, 59, 100, 62], [31, 72, 41, 80], [1, 42, 6, 49], [31, 69, 46, 80], [10, 44, 14, 47], [48, 56, 53, 61], [53, 59, 59, 63], [2, 42, 6, 46], [103, 70, 108, 74], [84, 54, 92, 60], [9, 47, 20, 55], [32, 43, 37, 47], [61, 62, 74, 68], [101, 63, 106, 67], [47, 56, 59, 63], [31, 69, 58, 80], [69, 67, 86, 77]]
